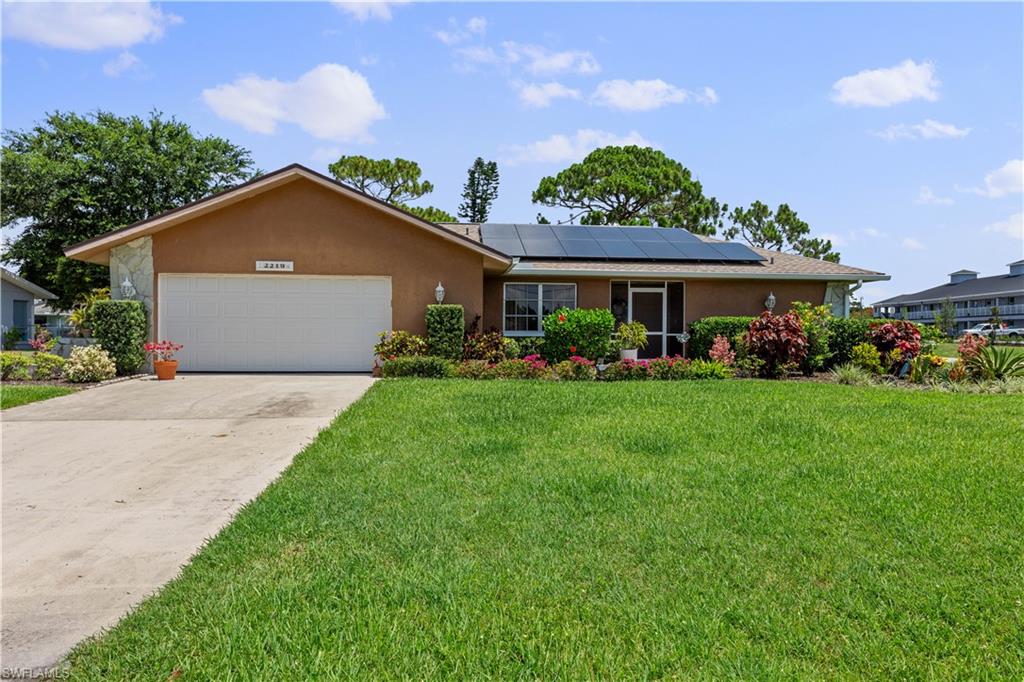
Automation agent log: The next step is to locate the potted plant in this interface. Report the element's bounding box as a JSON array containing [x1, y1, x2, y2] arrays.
[[617, 321, 648, 361], [145, 340, 184, 380]]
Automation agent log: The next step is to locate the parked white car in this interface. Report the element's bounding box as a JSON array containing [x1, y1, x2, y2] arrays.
[[962, 323, 1024, 339]]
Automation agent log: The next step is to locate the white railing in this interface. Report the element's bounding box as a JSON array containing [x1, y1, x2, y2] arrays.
[[893, 303, 1024, 321]]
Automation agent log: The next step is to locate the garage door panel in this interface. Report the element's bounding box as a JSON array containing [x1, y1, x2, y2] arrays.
[[161, 275, 390, 372]]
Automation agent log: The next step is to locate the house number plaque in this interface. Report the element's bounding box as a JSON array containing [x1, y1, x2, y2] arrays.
[[255, 260, 294, 272]]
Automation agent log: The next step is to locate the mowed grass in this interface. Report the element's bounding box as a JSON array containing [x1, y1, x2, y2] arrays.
[[0, 383, 75, 409], [66, 380, 1023, 679], [933, 341, 1024, 358]]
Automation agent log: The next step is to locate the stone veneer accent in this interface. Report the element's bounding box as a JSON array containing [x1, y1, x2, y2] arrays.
[[109, 236, 154, 337]]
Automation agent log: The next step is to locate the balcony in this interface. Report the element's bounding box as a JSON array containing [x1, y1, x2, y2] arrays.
[[885, 303, 1024, 321]]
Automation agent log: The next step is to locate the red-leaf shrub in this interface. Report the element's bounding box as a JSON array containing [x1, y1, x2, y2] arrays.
[[746, 312, 808, 378], [708, 335, 736, 366], [867, 320, 921, 372]]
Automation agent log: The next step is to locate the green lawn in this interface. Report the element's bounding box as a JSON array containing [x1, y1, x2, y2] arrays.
[[933, 341, 1024, 358], [65, 380, 1023, 679], [0, 384, 75, 409]]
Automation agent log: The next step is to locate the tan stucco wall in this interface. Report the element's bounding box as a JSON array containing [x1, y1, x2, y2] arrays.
[[484, 275, 826, 332], [151, 177, 486, 336]]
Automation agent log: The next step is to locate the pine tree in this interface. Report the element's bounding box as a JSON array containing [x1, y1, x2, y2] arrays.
[[458, 158, 500, 222]]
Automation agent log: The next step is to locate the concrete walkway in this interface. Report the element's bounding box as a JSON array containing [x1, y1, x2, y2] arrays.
[[1, 374, 373, 675]]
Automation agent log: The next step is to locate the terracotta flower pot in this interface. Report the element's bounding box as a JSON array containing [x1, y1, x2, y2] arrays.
[[154, 359, 179, 381]]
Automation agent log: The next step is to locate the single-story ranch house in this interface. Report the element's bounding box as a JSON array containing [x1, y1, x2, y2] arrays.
[[66, 164, 889, 372]]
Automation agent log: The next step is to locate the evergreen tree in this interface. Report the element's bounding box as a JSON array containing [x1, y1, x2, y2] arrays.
[[458, 158, 500, 222]]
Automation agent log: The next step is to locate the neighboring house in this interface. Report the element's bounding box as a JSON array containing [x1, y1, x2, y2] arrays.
[[65, 164, 889, 372], [34, 302, 72, 337], [1, 268, 57, 347], [874, 261, 1024, 332]]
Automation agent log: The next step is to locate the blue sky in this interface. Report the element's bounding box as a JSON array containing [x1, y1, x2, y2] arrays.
[[2, 1, 1022, 303]]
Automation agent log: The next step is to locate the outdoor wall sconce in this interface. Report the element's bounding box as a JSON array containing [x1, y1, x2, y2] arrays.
[[435, 281, 445, 303], [120, 275, 137, 300], [765, 291, 776, 311]]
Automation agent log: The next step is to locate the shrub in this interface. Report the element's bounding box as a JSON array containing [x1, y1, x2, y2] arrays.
[[502, 337, 521, 360], [425, 304, 465, 360], [542, 308, 615, 362], [917, 324, 948, 343], [602, 358, 651, 381], [462, 331, 507, 363], [708, 335, 736, 366], [90, 300, 147, 375], [966, 345, 1024, 381], [957, 333, 987, 361], [64, 345, 117, 383], [515, 336, 545, 359], [380, 355, 453, 378], [947, 360, 968, 383], [492, 355, 549, 379], [850, 342, 883, 375], [689, 316, 756, 359], [686, 359, 732, 380], [831, 363, 874, 386], [827, 317, 872, 367], [1, 352, 32, 380], [868, 320, 921, 371], [648, 356, 689, 380], [3, 327, 24, 350], [374, 331, 428, 360], [616, 321, 648, 351], [790, 301, 832, 375], [29, 329, 56, 353], [453, 360, 493, 379], [746, 312, 807, 378], [68, 287, 110, 337], [33, 352, 66, 380], [552, 355, 597, 381]]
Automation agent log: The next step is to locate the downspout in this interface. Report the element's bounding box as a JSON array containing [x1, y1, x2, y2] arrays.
[[502, 256, 520, 275], [846, 279, 863, 318]]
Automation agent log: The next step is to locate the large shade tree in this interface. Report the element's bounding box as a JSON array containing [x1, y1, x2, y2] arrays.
[[723, 201, 840, 263], [2, 111, 256, 309], [530, 146, 726, 235], [328, 155, 455, 223]]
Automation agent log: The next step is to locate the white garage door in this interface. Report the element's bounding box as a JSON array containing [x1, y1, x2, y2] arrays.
[[159, 275, 391, 372]]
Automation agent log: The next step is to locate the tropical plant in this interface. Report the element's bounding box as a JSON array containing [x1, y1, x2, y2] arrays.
[[790, 301, 833, 375], [708, 335, 736, 366], [830, 364, 874, 386], [616, 321, 649, 351], [462, 331, 507, 363], [850, 342, 883, 375], [957, 333, 987, 361], [868, 320, 921, 373], [685, 359, 733, 380], [909, 353, 947, 384], [551, 356, 597, 381], [374, 331, 429, 360], [68, 287, 110, 337], [966, 345, 1024, 381], [63, 345, 117, 383], [145, 341, 184, 362], [746, 312, 808, 378], [542, 308, 616, 362]]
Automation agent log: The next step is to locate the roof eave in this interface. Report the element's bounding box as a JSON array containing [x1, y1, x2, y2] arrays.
[[506, 262, 889, 282]]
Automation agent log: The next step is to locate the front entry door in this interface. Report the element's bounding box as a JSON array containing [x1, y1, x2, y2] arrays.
[[630, 289, 664, 358]]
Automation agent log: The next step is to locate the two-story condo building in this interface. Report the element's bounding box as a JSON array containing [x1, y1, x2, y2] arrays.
[[874, 260, 1024, 331]]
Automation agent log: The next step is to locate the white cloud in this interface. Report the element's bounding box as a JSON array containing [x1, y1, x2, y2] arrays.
[[3, 1, 181, 50], [332, 1, 408, 22], [433, 16, 487, 46], [515, 81, 581, 108], [591, 79, 718, 112], [875, 119, 970, 141], [359, 54, 379, 66], [311, 146, 343, 163], [502, 41, 600, 75], [960, 159, 1024, 198], [202, 64, 387, 141], [820, 232, 847, 248], [861, 227, 885, 238], [901, 237, 926, 251], [102, 51, 142, 78], [984, 212, 1024, 240], [502, 129, 654, 165], [915, 185, 954, 206], [831, 59, 939, 107]]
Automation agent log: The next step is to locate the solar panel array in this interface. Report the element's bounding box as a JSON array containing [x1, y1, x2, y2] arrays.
[[479, 224, 766, 262]]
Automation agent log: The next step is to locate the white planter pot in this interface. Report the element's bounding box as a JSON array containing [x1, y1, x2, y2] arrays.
[[620, 348, 638, 361]]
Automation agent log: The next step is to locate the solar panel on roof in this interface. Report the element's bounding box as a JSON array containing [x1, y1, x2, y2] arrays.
[[559, 239, 607, 258], [709, 242, 766, 261], [658, 229, 702, 243], [599, 239, 647, 259]]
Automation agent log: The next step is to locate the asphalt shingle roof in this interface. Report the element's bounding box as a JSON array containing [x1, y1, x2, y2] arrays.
[[874, 273, 1024, 305]]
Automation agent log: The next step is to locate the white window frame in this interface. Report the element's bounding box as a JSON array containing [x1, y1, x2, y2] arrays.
[[502, 282, 578, 336]]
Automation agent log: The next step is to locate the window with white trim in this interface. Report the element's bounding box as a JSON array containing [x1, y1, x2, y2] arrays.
[[503, 283, 577, 335]]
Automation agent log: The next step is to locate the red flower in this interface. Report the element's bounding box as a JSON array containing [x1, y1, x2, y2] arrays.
[[558, 314, 567, 323], [569, 345, 576, 353]]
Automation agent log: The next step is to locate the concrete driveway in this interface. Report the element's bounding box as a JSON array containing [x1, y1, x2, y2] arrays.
[[1, 374, 373, 676]]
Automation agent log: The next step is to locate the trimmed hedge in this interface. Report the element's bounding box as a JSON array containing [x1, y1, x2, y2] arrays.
[[91, 300, 147, 375], [828, 317, 872, 367], [380, 355, 454, 378], [425, 304, 464, 360], [689, 316, 755, 359]]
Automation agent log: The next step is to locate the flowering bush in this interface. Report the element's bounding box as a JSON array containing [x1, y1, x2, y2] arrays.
[[708, 335, 735, 366], [542, 308, 615, 362], [493, 355, 549, 379], [602, 358, 651, 381], [850, 342, 883, 375], [868, 320, 921, 373], [462, 331, 508, 363], [957, 333, 987, 361], [648, 356, 689, 380], [453, 359, 493, 379], [374, 331, 428, 361], [145, 341, 183, 362], [29, 329, 56, 353], [909, 353, 947, 383], [64, 345, 117, 383], [552, 355, 597, 381], [746, 312, 808, 378]]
